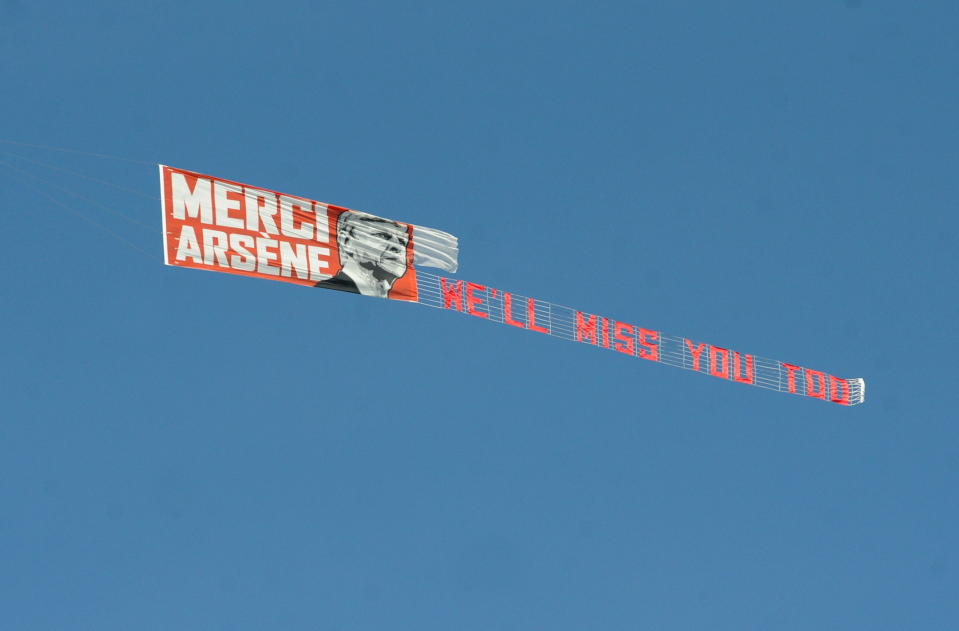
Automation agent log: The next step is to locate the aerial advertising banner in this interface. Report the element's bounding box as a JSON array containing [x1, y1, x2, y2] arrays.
[[415, 272, 865, 405], [159, 165, 458, 302], [160, 165, 865, 406]]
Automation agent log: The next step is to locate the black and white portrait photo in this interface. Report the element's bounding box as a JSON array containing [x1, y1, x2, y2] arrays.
[[315, 211, 410, 298]]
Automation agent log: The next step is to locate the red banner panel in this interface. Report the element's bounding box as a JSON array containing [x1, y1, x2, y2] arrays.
[[160, 165, 418, 301]]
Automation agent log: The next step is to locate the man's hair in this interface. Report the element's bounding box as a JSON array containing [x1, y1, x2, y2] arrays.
[[336, 212, 404, 260]]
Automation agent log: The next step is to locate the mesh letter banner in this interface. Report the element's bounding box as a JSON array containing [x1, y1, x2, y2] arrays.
[[415, 272, 865, 406], [161, 166, 863, 406]]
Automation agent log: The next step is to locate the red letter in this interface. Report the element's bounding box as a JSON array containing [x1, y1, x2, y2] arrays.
[[601, 318, 610, 348], [709, 345, 730, 379], [465, 282, 487, 319], [732, 352, 754, 384], [575, 312, 597, 344], [805, 369, 827, 400], [782, 363, 801, 394], [686, 339, 706, 371], [637, 328, 659, 361], [502, 292, 524, 328], [441, 278, 462, 311], [613, 322, 635, 355], [576, 311, 596, 344], [527, 298, 548, 334], [829, 375, 850, 405]]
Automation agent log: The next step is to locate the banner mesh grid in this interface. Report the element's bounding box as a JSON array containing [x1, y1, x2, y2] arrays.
[[416, 272, 865, 406]]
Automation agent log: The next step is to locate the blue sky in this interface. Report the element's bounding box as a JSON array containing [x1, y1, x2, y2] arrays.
[[1, 1, 956, 629]]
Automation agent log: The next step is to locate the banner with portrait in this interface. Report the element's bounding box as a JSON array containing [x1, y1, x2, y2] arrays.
[[159, 165, 458, 302], [160, 165, 863, 406]]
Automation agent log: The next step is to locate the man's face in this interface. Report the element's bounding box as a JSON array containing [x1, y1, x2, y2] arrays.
[[345, 217, 409, 278]]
